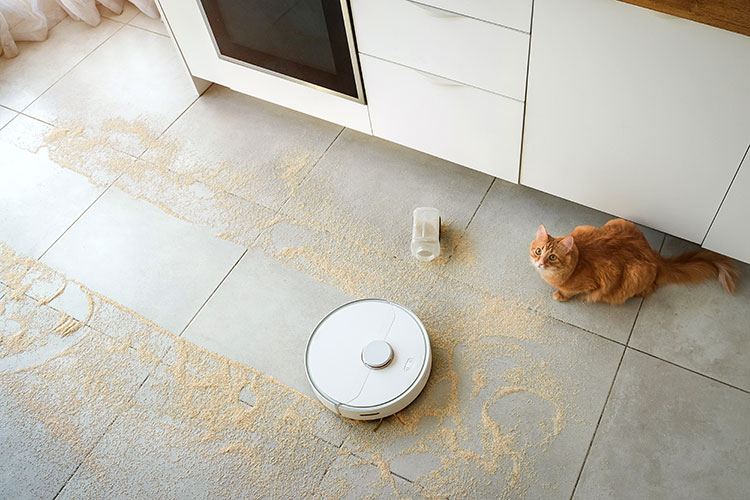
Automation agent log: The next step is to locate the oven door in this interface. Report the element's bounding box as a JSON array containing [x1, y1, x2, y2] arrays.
[[199, 0, 363, 102], [157, 0, 371, 132]]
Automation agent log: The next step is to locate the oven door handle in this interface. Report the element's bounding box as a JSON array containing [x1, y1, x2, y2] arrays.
[[404, 0, 462, 19]]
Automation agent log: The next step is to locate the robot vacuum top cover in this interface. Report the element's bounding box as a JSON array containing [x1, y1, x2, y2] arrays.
[[305, 299, 432, 420]]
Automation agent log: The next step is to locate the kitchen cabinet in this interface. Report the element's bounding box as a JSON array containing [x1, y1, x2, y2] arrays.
[[703, 146, 750, 263], [351, 0, 527, 182], [521, 0, 750, 244]]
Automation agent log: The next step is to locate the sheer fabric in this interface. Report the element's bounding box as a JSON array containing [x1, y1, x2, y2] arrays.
[[0, 0, 158, 57]]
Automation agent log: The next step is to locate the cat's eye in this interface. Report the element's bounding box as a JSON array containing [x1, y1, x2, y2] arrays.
[[535, 248, 542, 255], [549, 254, 557, 261]]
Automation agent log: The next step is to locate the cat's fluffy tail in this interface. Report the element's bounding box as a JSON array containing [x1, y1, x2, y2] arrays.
[[656, 249, 739, 294]]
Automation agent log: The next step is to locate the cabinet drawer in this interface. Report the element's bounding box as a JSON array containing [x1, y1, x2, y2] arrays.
[[351, 0, 529, 101], [420, 0, 532, 32], [361, 54, 523, 182]]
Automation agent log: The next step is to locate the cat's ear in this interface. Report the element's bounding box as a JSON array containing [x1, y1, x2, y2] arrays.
[[559, 236, 575, 254], [536, 224, 548, 241]]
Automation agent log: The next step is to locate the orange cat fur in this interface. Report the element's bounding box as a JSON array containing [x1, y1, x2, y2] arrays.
[[529, 219, 738, 304]]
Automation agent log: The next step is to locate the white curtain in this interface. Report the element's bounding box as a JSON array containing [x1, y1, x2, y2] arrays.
[[0, 0, 158, 58]]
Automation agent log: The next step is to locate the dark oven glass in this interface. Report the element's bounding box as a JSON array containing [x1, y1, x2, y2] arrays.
[[199, 0, 362, 101]]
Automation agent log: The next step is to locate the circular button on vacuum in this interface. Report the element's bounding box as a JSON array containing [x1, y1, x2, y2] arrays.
[[362, 340, 393, 369]]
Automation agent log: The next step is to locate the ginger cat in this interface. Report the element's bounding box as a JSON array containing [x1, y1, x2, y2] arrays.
[[529, 219, 738, 304]]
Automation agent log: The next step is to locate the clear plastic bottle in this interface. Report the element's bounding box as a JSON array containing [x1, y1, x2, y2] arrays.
[[411, 207, 441, 262]]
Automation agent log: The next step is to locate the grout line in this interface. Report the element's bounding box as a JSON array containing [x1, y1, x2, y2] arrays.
[[0, 115, 17, 133], [656, 232, 667, 254], [549, 316, 626, 347], [517, 0, 534, 184], [464, 178, 495, 232], [431, 176, 496, 280], [0, 104, 21, 132], [570, 282, 649, 499], [138, 86, 209, 157], [568, 343, 627, 500], [313, 453, 338, 495], [177, 248, 248, 337], [16, 111, 58, 128], [390, 471, 413, 484], [700, 142, 749, 246], [51, 358, 158, 499], [618, 230, 665, 344], [624, 297, 645, 347], [98, 15, 129, 26], [0, 103, 21, 113], [126, 23, 169, 38], [275, 126, 345, 218], [105, 84, 205, 165], [21, 21, 127, 115], [51, 414, 120, 499], [37, 174, 123, 260], [12, 111, 141, 161], [626, 346, 750, 395]]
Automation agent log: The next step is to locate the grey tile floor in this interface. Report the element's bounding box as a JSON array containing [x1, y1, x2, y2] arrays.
[[0, 12, 748, 500]]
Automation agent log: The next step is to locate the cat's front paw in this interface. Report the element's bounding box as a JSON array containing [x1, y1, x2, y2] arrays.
[[553, 290, 570, 302]]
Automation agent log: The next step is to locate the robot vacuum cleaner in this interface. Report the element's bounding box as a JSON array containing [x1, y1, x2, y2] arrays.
[[305, 299, 432, 420]]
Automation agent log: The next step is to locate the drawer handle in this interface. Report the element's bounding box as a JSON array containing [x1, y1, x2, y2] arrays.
[[405, 0, 462, 19], [412, 67, 464, 87]]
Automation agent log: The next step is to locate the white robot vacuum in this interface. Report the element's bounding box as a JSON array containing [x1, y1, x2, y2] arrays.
[[305, 299, 432, 420]]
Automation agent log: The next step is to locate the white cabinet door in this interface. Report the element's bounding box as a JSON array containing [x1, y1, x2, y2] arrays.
[[351, 0, 529, 100], [361, 54, 524, 182], [703, 147, 750, 263], [521, 0, 750, 243]]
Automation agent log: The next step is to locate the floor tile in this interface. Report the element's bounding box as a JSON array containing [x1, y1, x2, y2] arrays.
[[182, 246, 354, 398], [0, 296, 157, 500], [251, 213, 442, 308], [317, 452, 438, 500], [98, 2, 140, 23], [0, 113, 131, 187], [129, 12, 168, 36], [0, 141, 107, 258], [41, 187, 245, 333], [442, 180, 665, 343], [1, 236, 176, 365], [630, 236, 750, 390], [0, 291, 87, 374], [0, 107, 16, 129], [25, 25, 198, 157], [574, 349, 750, 500], [141, 84, 343, 211], [57, 341, 338, 499], [342, 277, 624, 499], [0, 17, 121, 110], [115, 158, 277, 248], [0, 111, 274, 250], [282, 128, 494, 262]]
